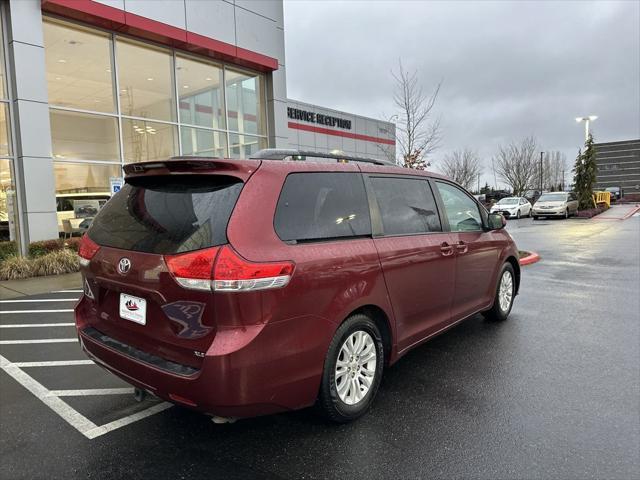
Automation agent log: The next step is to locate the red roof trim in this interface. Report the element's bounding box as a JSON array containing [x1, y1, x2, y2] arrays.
[[41, 0, 278, 72], [288, 122, 396, 146]]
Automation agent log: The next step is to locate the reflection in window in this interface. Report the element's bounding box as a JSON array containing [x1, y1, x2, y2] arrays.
[[370, 177, 441, 234], [44, 20, 115, 113], [181, 126, 227, 158], [122, 118, 177, 163], [50, 109, 120, 161], [229, 134, 265, 159], [225, 69, 265, 136], [436, 182, 483, 232], [177, 55, 225, 130], [117, 39, 175, 121]]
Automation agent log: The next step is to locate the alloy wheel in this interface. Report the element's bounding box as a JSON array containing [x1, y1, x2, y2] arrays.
[[498, 270, 513, 312], [335, 330, 377, 405]]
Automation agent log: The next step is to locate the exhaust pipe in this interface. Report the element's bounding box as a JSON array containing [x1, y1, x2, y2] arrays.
[[211, 416, 237, 424]]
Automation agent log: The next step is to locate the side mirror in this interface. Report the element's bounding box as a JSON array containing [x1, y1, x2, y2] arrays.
[[487, 213, 506, 230]]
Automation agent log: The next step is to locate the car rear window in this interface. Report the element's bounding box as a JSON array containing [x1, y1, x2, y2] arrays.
[[274, 172, 371, 243], [88, 175, 243, 254]]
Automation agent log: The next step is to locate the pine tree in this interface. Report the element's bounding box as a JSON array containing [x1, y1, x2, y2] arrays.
[[572, 134, 598, 209]]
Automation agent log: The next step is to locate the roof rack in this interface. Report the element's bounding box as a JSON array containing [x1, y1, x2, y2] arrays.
[[250, 149, 396, 166]]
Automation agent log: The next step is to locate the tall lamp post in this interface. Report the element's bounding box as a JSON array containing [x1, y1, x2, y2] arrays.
[[575, 115, 598, 142], [539, 151, 544, 193]]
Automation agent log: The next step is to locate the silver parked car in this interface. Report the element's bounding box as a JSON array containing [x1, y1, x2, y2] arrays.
[[532, 192, 579, 220]]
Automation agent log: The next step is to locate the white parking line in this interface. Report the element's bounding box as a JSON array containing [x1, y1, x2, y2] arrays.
[[52, 290, 83, 293], [0, 309, 74, 314], [50, 387, 134, 397], [0, 299, 78, 303], [13, 360, 94, 367], [83, 403, 173, 439], [0, 354, 172, 439], [0, 354, 100, 434], [0, 339, 77, 345], [0, 323, 75, 328]]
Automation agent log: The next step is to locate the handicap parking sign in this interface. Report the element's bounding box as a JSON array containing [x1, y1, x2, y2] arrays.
[[109, 176, 124, 196]]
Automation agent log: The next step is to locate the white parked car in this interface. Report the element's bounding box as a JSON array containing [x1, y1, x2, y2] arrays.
[[490, 197, 532, 219]]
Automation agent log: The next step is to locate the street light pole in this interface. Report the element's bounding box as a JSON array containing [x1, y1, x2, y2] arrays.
[[540, 151, 544, 193], [575, 115, 598, 142]]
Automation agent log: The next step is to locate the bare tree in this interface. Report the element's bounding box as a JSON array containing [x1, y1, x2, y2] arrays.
[[492, 137, 539, 196], [544, 151, 568, 191], [440, 149, 483, 190], [390, 60, 442, 169]]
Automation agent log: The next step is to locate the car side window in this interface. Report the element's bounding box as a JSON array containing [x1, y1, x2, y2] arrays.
[[274, 172, 372, 243], [369, 176, 441, 235], [435, 182, 483, 232]]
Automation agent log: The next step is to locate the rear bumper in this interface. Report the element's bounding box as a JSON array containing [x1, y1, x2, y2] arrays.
[[76, 298, 334, 418]]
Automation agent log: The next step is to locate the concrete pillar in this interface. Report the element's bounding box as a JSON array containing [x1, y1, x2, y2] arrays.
[[5, 0, 58, 250]]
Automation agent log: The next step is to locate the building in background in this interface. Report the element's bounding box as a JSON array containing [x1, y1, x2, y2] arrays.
[[286, 100, 394, 161], [594, 139, 640, 195], [0, 0, 394, 253]]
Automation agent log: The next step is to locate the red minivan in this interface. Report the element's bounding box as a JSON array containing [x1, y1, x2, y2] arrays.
[[75, 150, 520, 423]]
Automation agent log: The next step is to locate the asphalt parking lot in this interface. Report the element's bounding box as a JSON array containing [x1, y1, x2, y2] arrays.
[[1, 208, 639, 480]]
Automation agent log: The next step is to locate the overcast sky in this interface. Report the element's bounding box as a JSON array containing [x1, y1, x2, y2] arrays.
[[283, 0, 640, 187]]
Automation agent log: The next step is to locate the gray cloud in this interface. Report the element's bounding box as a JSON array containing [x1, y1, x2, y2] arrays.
[[284, 0, 640, 186]]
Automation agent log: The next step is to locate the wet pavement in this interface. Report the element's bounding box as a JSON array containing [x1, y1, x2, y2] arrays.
[[1, 213, 639, 479]]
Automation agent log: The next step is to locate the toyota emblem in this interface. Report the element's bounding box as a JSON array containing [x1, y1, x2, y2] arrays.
[[117, 258, 132, 274]]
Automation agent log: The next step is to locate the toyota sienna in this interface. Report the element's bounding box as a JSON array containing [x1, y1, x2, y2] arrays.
[[75, 149, 520, 423]]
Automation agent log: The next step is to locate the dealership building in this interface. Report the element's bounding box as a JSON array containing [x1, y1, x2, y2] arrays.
[[594, 139, 640, 194], [0, 0, 395, 253]]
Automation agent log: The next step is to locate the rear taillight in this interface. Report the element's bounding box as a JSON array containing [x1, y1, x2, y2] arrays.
[[213, 245, 294, 292], [164, 245, 294, 292], [78, 234, 100, 267], [164, 247, 219, 291]]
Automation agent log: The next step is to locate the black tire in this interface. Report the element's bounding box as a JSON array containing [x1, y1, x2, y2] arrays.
[[317, 314, 384, 423], [483, 262, 516, 322], [532, 215, 538, 221]]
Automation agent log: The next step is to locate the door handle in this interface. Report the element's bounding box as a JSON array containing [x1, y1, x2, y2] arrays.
[[440, 242, 454, 257], [455, 241, 468, 254]]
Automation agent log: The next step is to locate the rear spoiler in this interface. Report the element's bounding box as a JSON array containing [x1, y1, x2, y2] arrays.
[[123, 157, 260, 181]]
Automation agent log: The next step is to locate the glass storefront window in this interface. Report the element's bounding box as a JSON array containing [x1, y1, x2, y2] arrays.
[[0, 104, 10, 157], [181, 126, 227, 157], [0, 159, 16, 240], [225, 69, 265, 136], [50, 109, 120, 161], [44, 20, 115, 113], [54, 161, 120, 195], [53, 162, 121, 233], [0, 18, 6, 101], [122, 118, 177, 163], [176, 55, 225, 130], [229, 134, 266, 159], [117, 39, 176, 122]]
